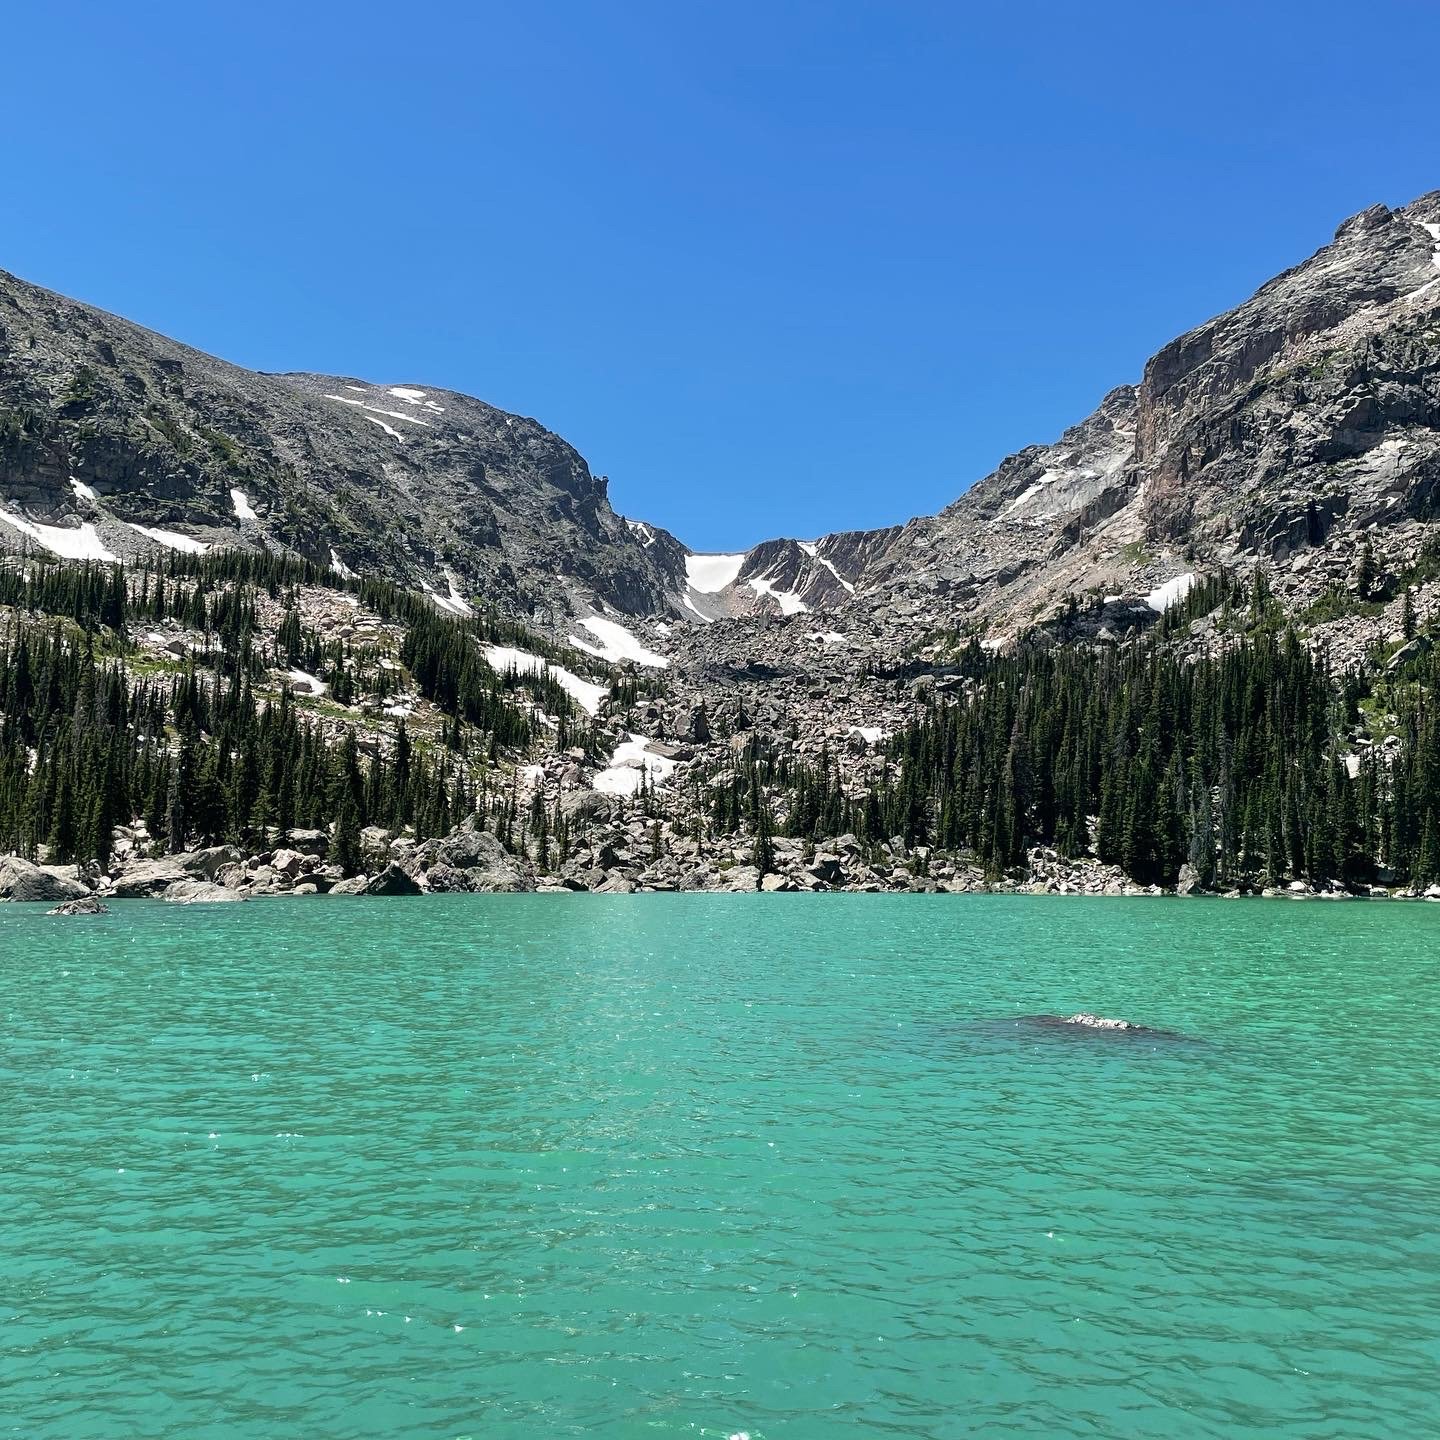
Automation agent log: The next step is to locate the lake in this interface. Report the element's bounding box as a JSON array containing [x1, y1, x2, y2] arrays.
[[2, 895, 1437, 1438]]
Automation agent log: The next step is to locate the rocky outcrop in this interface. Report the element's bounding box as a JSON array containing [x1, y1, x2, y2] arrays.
[[0, 857, 88, 903]]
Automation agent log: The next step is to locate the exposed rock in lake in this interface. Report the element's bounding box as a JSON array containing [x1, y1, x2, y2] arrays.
[[47, 896, 110, 916]]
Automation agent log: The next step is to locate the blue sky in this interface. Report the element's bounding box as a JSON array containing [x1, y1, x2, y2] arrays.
[[2, 2, 1436, 550]]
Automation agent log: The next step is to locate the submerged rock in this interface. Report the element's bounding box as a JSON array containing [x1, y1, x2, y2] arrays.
[[1017, 1013, 1190, 1041], [47, 896, 110, 916]]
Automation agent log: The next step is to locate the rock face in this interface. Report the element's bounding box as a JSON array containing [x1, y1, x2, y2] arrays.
[[0, 857, 88, 903]]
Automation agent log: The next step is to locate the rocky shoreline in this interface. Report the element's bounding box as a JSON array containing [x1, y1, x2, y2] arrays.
[[2, 828, 1434, 907]]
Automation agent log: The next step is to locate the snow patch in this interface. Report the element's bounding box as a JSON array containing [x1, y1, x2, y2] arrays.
[[287, 669, 328, 696], [815, 630, 848, 646], [69, 477, 98, 502], [680, 593, 715, 624], [625, 518, 657, 546], [483, 645, 608, 717], [685, 552, 746, 593], [443, 571, 474, 617], [324, 393, 431, 428], [1145, 572, 1196, 612], [365, 415, 404, 442], [230, 488, 257, 522], [748, 573, 809, 615], [569, 615, 669, 668], [808, 549, 855, 594], [126, 522, 209, 555], [421, 575, 474, 618], [850, 726, 885, 746], [594, 733, 678, 796], [330, 547, 357, 580], [0, 508, 117, 561], [388, 386, 427, 401]]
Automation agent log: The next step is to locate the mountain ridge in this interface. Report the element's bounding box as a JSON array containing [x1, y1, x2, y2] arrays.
[[2, 187, 1439, 654]]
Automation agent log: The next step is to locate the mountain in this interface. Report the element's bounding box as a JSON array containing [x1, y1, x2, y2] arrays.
[[0, 267, 691, 621], [5, 190, 1439, 654], [2, 192, 1440, 902], [839, 191, 1440, 646]]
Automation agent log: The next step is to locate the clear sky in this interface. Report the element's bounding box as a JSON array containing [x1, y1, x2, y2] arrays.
[[2, 2, 1436, 550]]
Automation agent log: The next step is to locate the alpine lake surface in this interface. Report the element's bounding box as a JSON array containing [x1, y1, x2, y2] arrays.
[[2, 895, 1437, 1439]]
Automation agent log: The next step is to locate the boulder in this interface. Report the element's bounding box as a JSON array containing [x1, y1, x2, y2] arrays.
[[721, 865, 761, 892], [0, 857, 88, 904], [270, 848, 304, 878], [163, 879, 246, 904], [761, 873, 798, 892], [180, 845, 242, 880], [806, 852, 844, 886], [109, 858, 189, 898], [1175, 862, 1206, 896], [363, 862, 423, 897], [424, 862, 526, 894], [329, 875, 370, 896], [47, 896, 110, 916]]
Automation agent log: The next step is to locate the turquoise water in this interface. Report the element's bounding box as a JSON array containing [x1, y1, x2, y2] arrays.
[[2, 896, 1438, 1438]]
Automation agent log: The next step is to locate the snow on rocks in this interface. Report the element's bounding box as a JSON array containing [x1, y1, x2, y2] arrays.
[[569, 615, 669, 668], [1145, 572, 1196, 612], [483, 645, 608, 716], [0, 507, 117, 561], [330, 548, 357, 580], [127, 522, 210, 555], [593, 733, 678, 796], [69, 477, 98, 502], [230, 488, 258, 522]]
